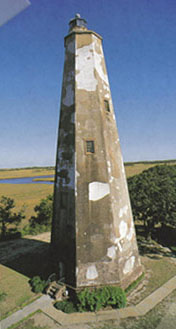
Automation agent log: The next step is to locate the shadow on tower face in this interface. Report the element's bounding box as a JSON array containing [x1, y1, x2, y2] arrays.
[[51, 187, 76, 287]]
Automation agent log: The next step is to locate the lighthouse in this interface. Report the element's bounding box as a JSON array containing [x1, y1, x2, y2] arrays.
[[51, 14, 142, 289]]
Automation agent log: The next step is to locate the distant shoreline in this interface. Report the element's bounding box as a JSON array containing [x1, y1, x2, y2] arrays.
[[0, 166, 54, 171], [0, 159, 176, 171]]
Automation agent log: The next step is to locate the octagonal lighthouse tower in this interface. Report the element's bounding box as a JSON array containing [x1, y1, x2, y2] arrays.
[[51, 15, 142, 289]]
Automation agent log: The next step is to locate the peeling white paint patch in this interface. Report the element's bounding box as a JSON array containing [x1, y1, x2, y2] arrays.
[[103, 82, 109, 90], [107, 246, 116, 259], [113, 237, 122, 253], [117, 241, 122, 252], [127, 226, 134, 241], [114, 237, 119, 244], [119, 220, 128, 239], [92, 35, 109, 85], [107, 161, 111, 174], [119, 205, 128, 218], [75, 188, 77, 197], [121, 157, 125, 174], [76, 267, 79, 275], [76, 36, 110, 91], [76, 170, 80, 178], [123, 256, 135, 274], [122, 165, 125, 174], [86, 265, 98, 280], [89, 182, 110, 201], [63, 84, 74, 107], [67, 40, 75, 53], [76, 43, 97, 91]]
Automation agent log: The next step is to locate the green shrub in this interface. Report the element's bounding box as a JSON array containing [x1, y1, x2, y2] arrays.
[[54, 300, 77, 313], [53, 286, 126, 314], [29, 276, 47, 293], [77, 286, 126, 312], [22, 224, 50, 236]]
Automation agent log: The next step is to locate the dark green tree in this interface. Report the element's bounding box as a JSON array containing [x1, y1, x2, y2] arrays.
[[29, 194, 53, 231], [0, 196, 24, 239], [128, 165, 176, 239]]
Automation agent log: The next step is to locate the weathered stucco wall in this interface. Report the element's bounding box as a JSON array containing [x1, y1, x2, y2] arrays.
[[51, 33, 76, 285], [51, 24, 142, 289]]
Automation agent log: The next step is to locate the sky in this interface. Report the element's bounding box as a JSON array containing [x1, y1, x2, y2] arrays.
[[0, 0, 176, 168]]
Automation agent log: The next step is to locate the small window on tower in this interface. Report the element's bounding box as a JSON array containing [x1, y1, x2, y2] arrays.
[[104, 100, 110, 112], [86, 140, 95, 154]]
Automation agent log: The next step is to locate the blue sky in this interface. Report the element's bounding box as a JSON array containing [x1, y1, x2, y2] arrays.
[[0, 0, 176, 168]]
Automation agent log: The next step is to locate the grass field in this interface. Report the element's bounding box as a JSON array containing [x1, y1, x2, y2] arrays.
[[0, 264, 36, 319]]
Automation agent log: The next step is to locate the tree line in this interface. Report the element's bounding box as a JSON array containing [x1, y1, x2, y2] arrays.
[[128, 165, 176, 239]]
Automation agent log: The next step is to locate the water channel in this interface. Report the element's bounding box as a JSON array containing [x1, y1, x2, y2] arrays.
[[0, 175, 54, 185]]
